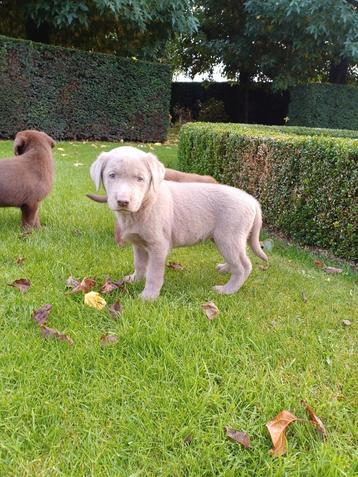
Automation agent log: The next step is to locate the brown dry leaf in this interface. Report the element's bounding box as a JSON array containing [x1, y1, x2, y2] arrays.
[[314, 259, 324, 268], [225, 427, 251, 449], [342, 319, 352, 326], [16, 257, 25, 265], [167, 262, 184, 270], [109, 301, 123, 319], [100, 278, 125, 294], [9, 278, 31, 293], [301, 291, 308, 303], [266, 410, 298, 457], [40, 326, 74, 345], [100, 333, 119, 346], [323, 266, 343, 274], [302, 401, 327, 440], [183, 435, 193, 445], [66, 276, 80, 289], [202, 301, 220, 320], [84, 291, 107, 310], [71, 277, 96, 294], [32, 304, 52, 326]]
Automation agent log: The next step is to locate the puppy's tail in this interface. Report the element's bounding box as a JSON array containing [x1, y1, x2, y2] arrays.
[[86, 193, 108, 203], [249, 203, 268, 261]]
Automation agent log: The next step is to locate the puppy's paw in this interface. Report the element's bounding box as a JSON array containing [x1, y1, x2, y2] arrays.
[[123, 272, 137, 283], [139, 289, 159, 301], [216, 263, 230, 274], [213, 285, 236, 295]]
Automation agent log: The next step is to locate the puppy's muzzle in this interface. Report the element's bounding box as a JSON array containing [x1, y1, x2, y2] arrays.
[[117, 199, 129, 208]]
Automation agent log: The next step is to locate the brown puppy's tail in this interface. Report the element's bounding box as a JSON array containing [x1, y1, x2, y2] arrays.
[[86, 193, 108, 203], [249, 203, 268, 261]]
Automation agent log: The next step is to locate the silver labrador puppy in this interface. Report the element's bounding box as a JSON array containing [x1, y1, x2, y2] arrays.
[[90, 146, 267, 300]]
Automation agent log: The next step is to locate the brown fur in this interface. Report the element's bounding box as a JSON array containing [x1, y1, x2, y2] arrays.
[[0, 130, 55, 228], [87, 167, 217, 245]]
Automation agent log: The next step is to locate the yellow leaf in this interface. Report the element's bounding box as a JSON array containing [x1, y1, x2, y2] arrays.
[[84, 291, 107, 310]]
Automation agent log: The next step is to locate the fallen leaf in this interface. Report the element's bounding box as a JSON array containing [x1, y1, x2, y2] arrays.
[[302, 401, 327, 440], [266, 410, 298, 457], [259, 264, 269, 271], [40, 326, 74, 345], [109, 301, 123, 319], [84, 291, 107, 310], [16, 257, 25, 265], [100, 278, 125, 294], [201, 301, 219, 320], [183, 435, 193, 445], [57, 147, 65, 151], [323, 267, 343, 274], [100, 333, 119, 346], [9, 278, 31, 293], [167, 262, 184, 270], [65, 276, 80, 289], [342, 319, 352, 326], [301, 291, 308, 303], [73, 162, 84, 167], [71, 277, 96, 294], [314, 259, 324, 268], [225, 427, 251, 449], [32, 304, 52, 326]]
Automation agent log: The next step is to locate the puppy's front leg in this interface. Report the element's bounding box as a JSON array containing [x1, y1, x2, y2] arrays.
[[124, 245, 148, 283], [139, 244, 169, 300]]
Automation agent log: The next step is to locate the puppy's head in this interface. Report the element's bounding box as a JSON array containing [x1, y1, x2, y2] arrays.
[[14, 130, 56, 155], [90, 146, 165, 213]]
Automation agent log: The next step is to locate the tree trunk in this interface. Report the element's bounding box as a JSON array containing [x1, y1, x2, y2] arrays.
[[25, 18, 50, 44], [329, 57, 349, 84]]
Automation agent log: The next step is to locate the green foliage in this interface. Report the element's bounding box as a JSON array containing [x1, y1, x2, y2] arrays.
[[0, 0, 197, 61], [0, 35, 172, 141], [174, 0, 358, 89], [198, 98, 229, 122], [288, 83, 358, 130], [245, 0, 358, 88], [178, 123, 358, 259]]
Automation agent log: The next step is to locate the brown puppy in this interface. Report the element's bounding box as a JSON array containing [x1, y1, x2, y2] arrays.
[[87, 167, 217, 245], [0, 130, 55, 228]]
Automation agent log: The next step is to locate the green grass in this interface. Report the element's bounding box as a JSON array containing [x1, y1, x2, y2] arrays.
[[0, 140, 357, 477]]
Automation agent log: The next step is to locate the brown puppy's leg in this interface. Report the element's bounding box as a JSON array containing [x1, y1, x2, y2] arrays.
[[21, 203, 40, 229]]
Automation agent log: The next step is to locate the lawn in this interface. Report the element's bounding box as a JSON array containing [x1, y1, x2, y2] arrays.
[[0, 139, 357, 477]]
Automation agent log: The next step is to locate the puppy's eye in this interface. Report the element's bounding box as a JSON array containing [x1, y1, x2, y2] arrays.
[[136, 176, 144, 182], [108, 172, 116, 179]]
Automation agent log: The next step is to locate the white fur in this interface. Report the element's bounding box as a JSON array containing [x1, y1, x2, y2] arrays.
[[90, 146, 267, 300]]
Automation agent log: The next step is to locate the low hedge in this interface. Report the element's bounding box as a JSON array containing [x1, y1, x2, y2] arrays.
[[0, 35, 172, 141], [288, 84, 358, 131], [178, 123, 358, 259]]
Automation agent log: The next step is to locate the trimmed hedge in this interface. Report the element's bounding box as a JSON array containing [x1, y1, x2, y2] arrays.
[[0, 35, 172, 141], [178, 123, 358, 259], [288, 84, 358, 131]]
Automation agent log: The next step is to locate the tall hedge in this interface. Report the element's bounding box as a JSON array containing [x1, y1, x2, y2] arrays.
[[0, 35, 172, 141], [178, 123, 358, 259], [288, 84, 358, 131]]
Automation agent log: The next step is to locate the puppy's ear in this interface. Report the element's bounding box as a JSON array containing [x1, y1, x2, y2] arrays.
[[145, 153, 165, 192], [90, 152, 109, 191], [14, 134, 26, 156], [47, 134, 56, 149]]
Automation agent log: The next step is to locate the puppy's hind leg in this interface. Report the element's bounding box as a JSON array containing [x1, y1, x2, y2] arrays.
[[213, 237, 252, 295], [21, 203, 40, 229]]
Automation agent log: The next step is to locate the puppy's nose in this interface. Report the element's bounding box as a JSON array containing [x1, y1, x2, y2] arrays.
[[117, 200, 129, 208]]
